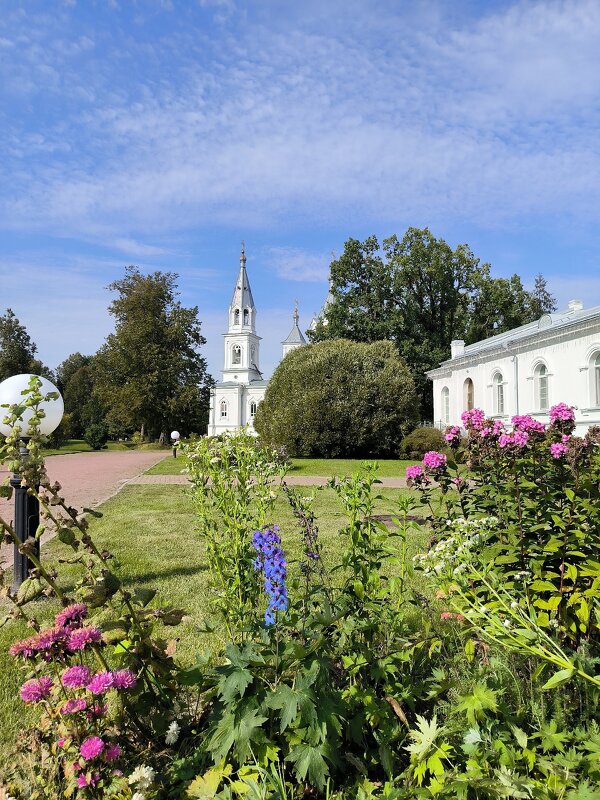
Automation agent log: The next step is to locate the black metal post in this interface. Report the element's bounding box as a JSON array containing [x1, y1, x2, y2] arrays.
[[11, 444, 40, 592], [172, 446, 177, 458]]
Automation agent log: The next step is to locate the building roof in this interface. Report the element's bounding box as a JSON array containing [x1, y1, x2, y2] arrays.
[[282, 307, 307, 345], [230, 242, 255, 311]]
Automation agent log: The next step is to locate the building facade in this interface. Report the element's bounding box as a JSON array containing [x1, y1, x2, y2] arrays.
[[207, 245, 306, 436], [426, 300, 600, 435]]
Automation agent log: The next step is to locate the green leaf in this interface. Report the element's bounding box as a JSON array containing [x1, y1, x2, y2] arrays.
[[187, 763, 233, 799], [542, 668, 575, 690], [58, 527, 76, 545], [132, 587, 157, 607], [455, 684, 498, 725], [286, 743, 329, 789], [265, 683, 299, 732], [511, 725, 528, 749]]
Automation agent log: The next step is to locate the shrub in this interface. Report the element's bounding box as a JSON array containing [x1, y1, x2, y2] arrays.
[[83, 422, 109, 450], [399, 425, 446, 458], [254, 339, 419, 457]]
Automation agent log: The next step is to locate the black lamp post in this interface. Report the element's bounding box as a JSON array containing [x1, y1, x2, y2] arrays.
[[0, 374, 64, 591], [171, 430, 180, 458]]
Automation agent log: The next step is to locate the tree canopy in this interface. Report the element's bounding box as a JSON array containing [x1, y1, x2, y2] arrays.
[[93, 267, 212, 440], [309, 228, 556, 418], [254, 339, 419, 457], [0, 308, 52, 382]]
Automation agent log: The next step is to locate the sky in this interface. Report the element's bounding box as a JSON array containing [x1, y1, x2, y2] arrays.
[[1, 0, 600, 381]]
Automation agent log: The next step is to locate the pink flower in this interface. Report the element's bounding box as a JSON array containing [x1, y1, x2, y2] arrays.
[[461, 408, 485, 431], [87, 702, 107, 719], [513, 430, 529, 448], [405, 465, 424, 480], [444, 425, 461, 445], [55, 603, 88, 630], [66, 626, 102, 652], [62, 665, 92, 689], [549, 403, 575, 424], [77, 774, 89, 788], [60, 698, 87, 715], [20, 676, 54, 703], [511, 415, 545, 433], [80, 736, 105, 761], [550, 442, 569, 459], [9, 636, 38, 659], [104, 743, 121, 761], [87, 671, 114, 695], [422, 451, 447, 470], [112, 669, 137, 690]]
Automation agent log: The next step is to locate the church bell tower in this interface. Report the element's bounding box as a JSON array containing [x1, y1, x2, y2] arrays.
[[221, 243, 262, 383]]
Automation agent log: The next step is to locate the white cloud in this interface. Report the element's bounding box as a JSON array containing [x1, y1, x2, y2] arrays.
[[264, 247, 330, 282]]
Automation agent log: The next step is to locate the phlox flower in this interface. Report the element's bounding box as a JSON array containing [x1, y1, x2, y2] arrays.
[[511, 415, 545, 433], [422, 451, 447, 470], [80, 736, 105, 761], [405, 465, 424, 480], [461, 408, 485, 430], [550, 442, 569, 459], [549, 403, 575, 424], [20, 676, 53, 703], [444, 425, 461, 445]]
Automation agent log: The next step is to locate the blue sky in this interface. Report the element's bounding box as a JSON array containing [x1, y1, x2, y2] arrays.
[[1, 0, 600, 380]]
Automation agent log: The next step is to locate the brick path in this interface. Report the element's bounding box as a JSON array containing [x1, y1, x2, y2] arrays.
[[0, 450, 165, 569]]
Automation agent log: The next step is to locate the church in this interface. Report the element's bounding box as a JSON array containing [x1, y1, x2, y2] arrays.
[[207, 245, 307, 436]]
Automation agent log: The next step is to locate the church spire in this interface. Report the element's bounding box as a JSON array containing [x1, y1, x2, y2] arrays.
[[230, 242, 256, 331]]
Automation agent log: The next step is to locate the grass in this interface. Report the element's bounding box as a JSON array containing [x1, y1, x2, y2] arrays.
[[146, 455, 417, 477], [41, 439, 169, 457], [0, 481, 430, 764]]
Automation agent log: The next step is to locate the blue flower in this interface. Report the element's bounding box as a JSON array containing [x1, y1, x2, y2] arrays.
[[252, 525, 288, 626]]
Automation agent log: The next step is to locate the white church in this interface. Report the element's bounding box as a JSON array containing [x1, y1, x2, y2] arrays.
[[207, 245, 307, 436], [427, 300, 600, 435]]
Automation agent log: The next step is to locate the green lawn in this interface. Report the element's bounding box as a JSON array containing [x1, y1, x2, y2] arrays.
[[41, 439, 169, 457], [146, 455, 417, 477], [0, 482, 430, 764]]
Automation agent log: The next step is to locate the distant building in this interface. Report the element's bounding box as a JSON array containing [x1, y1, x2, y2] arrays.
[[207, 245, 306, 436], [426, 300, 600, 434]]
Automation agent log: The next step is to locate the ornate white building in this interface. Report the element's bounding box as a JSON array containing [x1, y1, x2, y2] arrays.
[[426, 300, 600, 435], [207, 245, 306, 436]]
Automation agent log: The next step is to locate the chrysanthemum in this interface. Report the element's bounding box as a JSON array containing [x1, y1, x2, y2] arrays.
[[87, 671, 114, 695], [62, 664, 92, 688], [79, 736, 105, 761], [66, 625, 102, 652], [20, 676, 53, 703]]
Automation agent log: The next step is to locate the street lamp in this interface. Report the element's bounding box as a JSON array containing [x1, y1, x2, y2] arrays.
[[0, 374, 64, 591], [171, 430, 180, 458]]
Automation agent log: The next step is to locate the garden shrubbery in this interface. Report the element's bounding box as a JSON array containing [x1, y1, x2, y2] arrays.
[[2, 379, 600, 798], [398, 425, 446, 458]]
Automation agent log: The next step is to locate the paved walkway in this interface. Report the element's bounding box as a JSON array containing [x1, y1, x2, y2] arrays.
[[0, 450, 165, 569]]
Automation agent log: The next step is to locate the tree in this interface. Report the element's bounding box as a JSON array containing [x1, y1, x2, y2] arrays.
[[93, 267, 212, 440], [529, 273, 557, 318], [56, 353, 103, 438], [254, 340, 419, 458], [309, 229, 555, 419], [0, 308, 52, 382]]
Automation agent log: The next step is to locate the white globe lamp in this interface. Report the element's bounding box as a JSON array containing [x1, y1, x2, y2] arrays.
[[171, 430, 180, 441], [0, 373, 64, 438]]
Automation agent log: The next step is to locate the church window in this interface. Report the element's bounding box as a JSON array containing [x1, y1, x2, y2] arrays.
[[534, 363, 549, 410], [251, 344, 256, 363], [243, 309, 249, 325], [232, 345, 241, 365], [463, 378, 474, 411], [441, 387, 449, 423], [234, 309, 240, 325], [250, 401, 257, 418], [220, 400, 228, 419], [493, 372, 505, 415]]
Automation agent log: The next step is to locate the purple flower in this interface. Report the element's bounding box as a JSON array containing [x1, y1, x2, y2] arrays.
[[55, 603, 88, 630], [252, 526, 288, 625], [461, 408, 486, 431], [405, 465, 424, 480], [422, 451, 447, 470], [550, 442, 569, 459], [111, 669, 137, 690], [60, 698, 87, 715], [104, 743, 121, 762], [87, 671, 114, 695], [513, 430, 529, 448], [444, 425, 461, 445], [9, 636, 38, 659], [62, 665, 92, 688], [77, 774, 89, 788], [80, 736, 105, 761], [512, 415, 545, 433], [549, 403, 575, 424], [66, 626, 102, 652], [20, 676, 53, 703]]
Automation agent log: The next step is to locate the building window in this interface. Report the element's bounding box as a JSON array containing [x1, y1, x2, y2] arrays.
[[493, 372, 504, 415], [250, 400, 257, 418], [463, 378, 474, 411], [534, 363, 549, 411], [441, 387, 450, 423], [243, 309, 249, 325], [234, 309, 240, 325], [220, 400, 228, 419], [592, 352, 600, 407], [232, 345, 241, 365]]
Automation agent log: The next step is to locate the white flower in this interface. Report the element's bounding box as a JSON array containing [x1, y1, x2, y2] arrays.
[[132, 794, 145, 800], [503, 619, 511, 629], [129, 765, 156, 790], [165, 720, 181, 746], [510, 601, 519, 610]]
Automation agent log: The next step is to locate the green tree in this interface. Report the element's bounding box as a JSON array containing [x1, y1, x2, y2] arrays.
[[529, 272, 557, 318], [254, 339, 419, 457], [0, 308, 53, 382], [93, 267, 212, 440], [56, 354, 104, 438]]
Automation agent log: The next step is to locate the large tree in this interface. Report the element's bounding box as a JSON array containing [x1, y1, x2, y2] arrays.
[[56, 353, 104, 438], [93, 267, 212, 440], [0, 308, 52, 382], [310, 228, 555, 419], [254, 339, 419, 457]]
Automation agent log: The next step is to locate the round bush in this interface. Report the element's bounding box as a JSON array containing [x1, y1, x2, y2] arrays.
[[399, 426, 446, 459], [84, 422, 109, 450], [254, 339, 419, 457]]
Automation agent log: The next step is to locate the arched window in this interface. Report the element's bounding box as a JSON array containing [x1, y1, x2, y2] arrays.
[[534, 363, 549, 410], [463, 378, 474, 411], [592, 352, 600, 407], [243, 309, 249, 325], [234, 309, 240, 325], [250, 400, 257, 418], [220, 400, 228, 419], [493, 372, 504, 415], [441, 387, 450, 424], [232, 345, 241, 365]]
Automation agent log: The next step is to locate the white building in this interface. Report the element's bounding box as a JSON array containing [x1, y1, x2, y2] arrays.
[[426, 300, 600, 435], [207, 245, 306, 436]]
